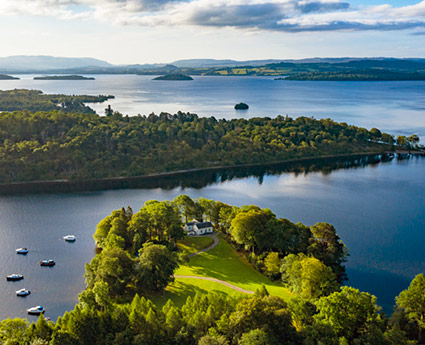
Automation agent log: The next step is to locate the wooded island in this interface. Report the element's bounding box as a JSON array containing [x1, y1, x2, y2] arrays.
[[153, 74, 193, 80]]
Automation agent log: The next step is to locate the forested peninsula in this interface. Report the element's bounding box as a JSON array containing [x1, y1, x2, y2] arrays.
[[1, 195, 425, 345], [34, 75, 95, 80], [0, 110, 399, 184], [0, 89, 113, 113], [0, 74, 19, 80]]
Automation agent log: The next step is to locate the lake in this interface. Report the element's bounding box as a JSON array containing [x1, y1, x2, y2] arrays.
[[0, 75, 424, 319], [0, 154, 424, 319], [1, 75, 425, 140]]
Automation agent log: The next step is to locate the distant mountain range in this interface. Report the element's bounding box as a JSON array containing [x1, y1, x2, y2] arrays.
[[0, 55, 424, 70], [0, 55, 425, 76], [0, 56, 113, 71], [170, 59, 286, 67]]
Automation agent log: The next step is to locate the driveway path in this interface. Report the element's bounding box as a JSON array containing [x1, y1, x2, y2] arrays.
[[188, 233, 219, 257], [174, 275, 254, 294], [176, 233, 254, 294]]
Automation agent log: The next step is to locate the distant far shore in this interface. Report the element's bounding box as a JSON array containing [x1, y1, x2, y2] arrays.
[[33, 75, 95, 80], [2, 57, 425, 79]]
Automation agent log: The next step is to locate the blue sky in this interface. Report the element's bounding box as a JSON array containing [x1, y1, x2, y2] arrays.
[[0, 0, 424, 64]]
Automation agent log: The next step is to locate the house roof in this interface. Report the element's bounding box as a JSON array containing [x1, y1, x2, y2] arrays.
[[195, 222, 213, 229], [186, 221, 198, 226]]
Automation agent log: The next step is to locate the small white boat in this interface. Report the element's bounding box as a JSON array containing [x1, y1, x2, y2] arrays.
[[40, 260, 55, 267], [16, 288, 31, 297], [27, 306, 45, 315], [63, 235, 76, 242], [6, 274, 24, 281], [16, 248, 29, 255]]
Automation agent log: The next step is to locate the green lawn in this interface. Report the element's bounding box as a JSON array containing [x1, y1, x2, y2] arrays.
[[152, 279, 245, 308], [173, 236, 293, 301], [177, 236, 215, 255]]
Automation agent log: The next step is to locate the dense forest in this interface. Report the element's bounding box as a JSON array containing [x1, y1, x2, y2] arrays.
[[0, 109, 399, 184], [0, 89, 113, 113], [1, 195, 424, 345], [281, 70, 425, 81]]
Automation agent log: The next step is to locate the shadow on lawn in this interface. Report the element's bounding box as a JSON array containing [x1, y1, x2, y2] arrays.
[[157, 281, 232, 308], [187, 249, 282, 288]]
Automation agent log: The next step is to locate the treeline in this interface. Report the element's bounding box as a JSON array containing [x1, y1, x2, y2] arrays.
[[1, 196, 425, 344], [3, 283, 425, 345], [0, 110, 396, 183], [0, 89, 113, 114], [282, 70, 425, 81], [396, 134, 421, 151]]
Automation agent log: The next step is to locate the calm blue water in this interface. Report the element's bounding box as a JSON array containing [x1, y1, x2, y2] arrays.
[[1, 75, 425, 139], [0, 156, 424, 319]]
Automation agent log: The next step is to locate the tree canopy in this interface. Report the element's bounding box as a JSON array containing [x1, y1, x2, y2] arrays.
[[0, 110, 395, 183], [281, 254, 339, 300], [396, 273, 425, 342]]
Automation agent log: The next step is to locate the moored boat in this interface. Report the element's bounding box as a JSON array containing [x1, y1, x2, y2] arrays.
[[63, 235, 76, 242], [6, 274, 24, 281], [16, 248, 29, 255], [40, 260, 55, 267], [16, 288, 31, 297], [27, 306, 45, 315]]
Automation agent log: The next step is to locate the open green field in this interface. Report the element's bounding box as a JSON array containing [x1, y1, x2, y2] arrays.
[[154, 235, 293, 307], [177, 236, 215, 255], [152, 279, 245, 308]]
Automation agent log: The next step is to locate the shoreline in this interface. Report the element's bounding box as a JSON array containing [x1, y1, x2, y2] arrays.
[[0, 150, 415, 195]]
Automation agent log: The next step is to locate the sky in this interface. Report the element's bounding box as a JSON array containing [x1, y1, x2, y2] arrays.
[[0, 0, 424, 64]]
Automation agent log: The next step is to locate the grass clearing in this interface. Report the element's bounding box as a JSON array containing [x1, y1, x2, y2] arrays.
[[177, 236, 215, 255], [174, 236, 293, 301], [152, 279, 245, 308]]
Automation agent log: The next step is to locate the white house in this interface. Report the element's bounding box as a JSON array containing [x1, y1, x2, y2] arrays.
[[185, 220, 198, 233], [184, 219, 213, 236]]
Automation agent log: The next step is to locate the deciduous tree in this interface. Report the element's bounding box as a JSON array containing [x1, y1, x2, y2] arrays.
[[315, 286, 384, 342], [281, 254, 338, 300], [136, 243, 179, 293], [396, 273, 425, 342]]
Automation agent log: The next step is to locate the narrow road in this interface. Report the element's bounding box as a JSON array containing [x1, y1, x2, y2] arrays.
[[174, 275, 254, 294], [188, 233, 219, 257], [176, 233, 255, 294]]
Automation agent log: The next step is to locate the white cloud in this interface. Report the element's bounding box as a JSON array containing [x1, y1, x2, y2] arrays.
[[1, 0, 425, 33]]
